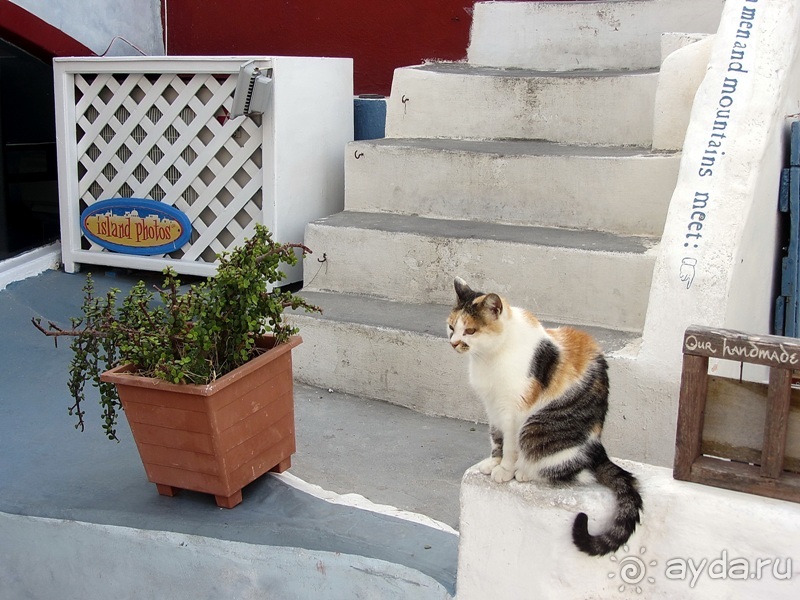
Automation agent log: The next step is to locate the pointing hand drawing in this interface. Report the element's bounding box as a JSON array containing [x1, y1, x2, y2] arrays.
[[679, 257, 697, 289]]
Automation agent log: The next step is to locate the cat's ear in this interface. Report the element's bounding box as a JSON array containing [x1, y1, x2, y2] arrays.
[[483, 293, 503, 319], [454, 277, 473, 302]]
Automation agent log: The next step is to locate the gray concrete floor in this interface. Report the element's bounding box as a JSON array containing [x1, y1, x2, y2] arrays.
[[0, 267, 489, 595], [293, 383, 487, 529]]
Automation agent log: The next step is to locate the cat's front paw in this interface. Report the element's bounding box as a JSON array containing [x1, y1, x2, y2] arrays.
[[491, 464, 515, 483], [513, 462, 538, 482], [477, 457, 501, 475], [514, 470, 535, 483]]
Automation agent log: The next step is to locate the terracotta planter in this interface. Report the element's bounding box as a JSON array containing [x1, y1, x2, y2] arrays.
[[100, 336, 301, 508]]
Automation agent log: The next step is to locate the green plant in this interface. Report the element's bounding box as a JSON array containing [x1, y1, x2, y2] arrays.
[[33, 225, 320, 441]]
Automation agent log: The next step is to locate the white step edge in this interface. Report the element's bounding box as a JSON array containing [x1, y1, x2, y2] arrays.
[[467, 0, 724, 71], [0, 242, 61, 292], [346, 138, 679, 236], [303, 212, 657, 332], [386, 63, 659, 146], [290, 291, 640, 424]]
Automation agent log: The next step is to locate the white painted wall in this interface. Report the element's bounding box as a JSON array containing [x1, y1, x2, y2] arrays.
[[604, 0, 800, 467], [652, 35, 715, 151], [644, 0, 800, 370], [457, 462, 800, 599], [10, 0, 164, 55]]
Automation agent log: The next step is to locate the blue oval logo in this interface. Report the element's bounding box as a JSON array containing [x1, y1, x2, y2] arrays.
[[80, 198, 192, 255]]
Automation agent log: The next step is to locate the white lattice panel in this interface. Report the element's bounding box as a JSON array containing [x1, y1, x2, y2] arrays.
[[55, 56, 354, 279]]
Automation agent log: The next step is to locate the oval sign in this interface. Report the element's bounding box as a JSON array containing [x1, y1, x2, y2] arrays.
[[80, 198, 192, 255]]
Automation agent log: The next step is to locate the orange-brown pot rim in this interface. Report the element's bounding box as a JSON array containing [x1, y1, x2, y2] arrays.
[[99, 335, 301, 396]]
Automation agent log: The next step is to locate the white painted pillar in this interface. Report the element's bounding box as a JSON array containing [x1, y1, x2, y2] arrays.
[[644, 0, 800, 372], [626, 0, 800, 467]]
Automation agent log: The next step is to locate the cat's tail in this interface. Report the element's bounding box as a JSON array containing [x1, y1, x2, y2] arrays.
[[572, 442, 643, 556]]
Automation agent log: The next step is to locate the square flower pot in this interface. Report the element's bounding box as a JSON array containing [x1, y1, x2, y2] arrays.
[[101, 336, 301, 508]]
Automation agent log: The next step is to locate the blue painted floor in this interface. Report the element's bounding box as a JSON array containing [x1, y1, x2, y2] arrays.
[[1, 268, 488, 596]]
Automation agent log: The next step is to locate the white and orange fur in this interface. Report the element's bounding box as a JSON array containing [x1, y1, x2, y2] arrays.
[[448, 277, 642, 556]]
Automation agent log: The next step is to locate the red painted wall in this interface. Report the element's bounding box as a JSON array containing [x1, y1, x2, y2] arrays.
[[165, 0, 476, 96], [0, 0, 93, 60]]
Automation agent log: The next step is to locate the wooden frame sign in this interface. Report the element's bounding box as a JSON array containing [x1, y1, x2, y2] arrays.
[[675, 325, 800, 503]]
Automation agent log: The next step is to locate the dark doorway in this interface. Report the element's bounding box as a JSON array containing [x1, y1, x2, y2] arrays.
[[0, 38, 59, 260]]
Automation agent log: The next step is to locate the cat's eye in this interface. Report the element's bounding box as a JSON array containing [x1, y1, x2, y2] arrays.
[[448, 324, 454, 331], [464, 328, 476, 335]]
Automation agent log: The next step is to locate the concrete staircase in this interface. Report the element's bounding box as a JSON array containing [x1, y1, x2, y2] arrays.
[[292, 0, 723, 427]]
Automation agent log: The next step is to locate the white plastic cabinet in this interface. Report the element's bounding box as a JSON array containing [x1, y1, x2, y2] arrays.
[[54, 56, 353, 280]]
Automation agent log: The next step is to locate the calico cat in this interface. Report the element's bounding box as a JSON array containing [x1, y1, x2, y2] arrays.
[[448, 277, 642, 556]]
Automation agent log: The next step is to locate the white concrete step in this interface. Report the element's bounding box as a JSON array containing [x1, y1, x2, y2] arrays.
[[290, 291, 639, 423], [303, 211, 657, 332], [467, 0, 724, 71], [346, 138, 680, 236], [385, 63, 658, 146]]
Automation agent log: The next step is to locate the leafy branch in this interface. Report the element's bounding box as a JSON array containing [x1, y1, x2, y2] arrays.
[[33, 225, 320, 441]]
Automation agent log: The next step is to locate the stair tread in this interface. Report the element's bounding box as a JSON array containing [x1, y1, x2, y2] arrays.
[[313, 211, 658, 255], [355, 137, 678, 157], [295, 290, 639, 354], [466, 0, 723, 73], [389, 61, 658, 146], [408, 62, 659, 79]]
